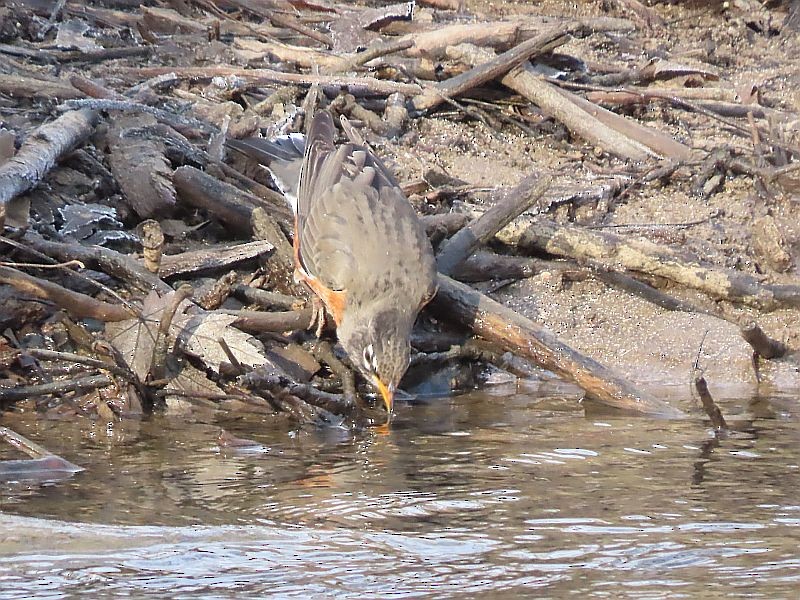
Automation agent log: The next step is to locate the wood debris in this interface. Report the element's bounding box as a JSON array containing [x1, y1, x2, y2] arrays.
[[1, 0, 799, 433]]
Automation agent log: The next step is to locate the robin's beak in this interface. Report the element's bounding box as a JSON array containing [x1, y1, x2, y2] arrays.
[[374, 377, 394, 414]]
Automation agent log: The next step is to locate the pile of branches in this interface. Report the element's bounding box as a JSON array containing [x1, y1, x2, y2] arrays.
[[1, 0, 799, 429]]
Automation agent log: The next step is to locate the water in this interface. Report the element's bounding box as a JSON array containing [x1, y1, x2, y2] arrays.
[[1, 383, 799, 598]]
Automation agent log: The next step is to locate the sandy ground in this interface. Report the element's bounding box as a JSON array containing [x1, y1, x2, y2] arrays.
[[388, 0, 800, 392]]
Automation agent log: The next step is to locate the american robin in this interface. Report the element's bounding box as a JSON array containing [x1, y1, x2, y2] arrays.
[[228, 110, 437, 415]]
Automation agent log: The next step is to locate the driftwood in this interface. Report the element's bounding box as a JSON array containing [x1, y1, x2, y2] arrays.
[[0, 374, 113, 403], [502, 64, 693, 161], [225, 308, 313, 334], [0, 265, 134, 321], [158, 240, 274, 278], [118, 66, 422, 97], [60, 99, 217, 138], [400, 17, 634, 59], [0, 425, 83, 478], [104, 114, 177, 219], [0, 73, 85, 100], [412, 27, 571, 112], [233, 285, 299, 311], [431, 275, 685, 417], [0, 108, 98, 228], [494, 216, 800, 310], [22, 231, 170, 294], [452, 251, 540, 282], [436, 174, 552, 274], [693, 373, 728, 432], [740, 322, 787, 359], [173, 165, 291, 228]]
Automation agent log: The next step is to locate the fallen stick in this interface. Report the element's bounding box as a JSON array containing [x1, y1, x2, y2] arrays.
[[60, 99, 217, 136], [502, 64, 654, 161], [420, 213, 471, 237], [585, 87, 741, 105], [0, 108, 98, 228], [740, 322, 787, 359], [693, 373, 728, 432], [22, 230, 170, 294], [502, 217, 800, 310], [0, 266, 134, 322], [225, 0, 333, 47], [431, 274, 686, 417], [0, 426, 83, 476], [452, 251, 540, 282], [23, 348, 136, 381], [436, 174, 552, 274], [0, 73, 84, 100], [401, 17, 634, 59], [118, 66, 422, 97], [548, 83, 695, 161], [0, 375, 113, 403], [233, 285, 299, 311], [239, 38, 414, 75], [158, 240, 274, 278], [412, 27, 571, 111], [173, 165, 291, 228], [223, 308, 313, 333]]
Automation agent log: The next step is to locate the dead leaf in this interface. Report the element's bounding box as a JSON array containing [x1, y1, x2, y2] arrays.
[[104, 290, 188, 381], [174, 312, 269, 372], [640, 58, 719, 82]]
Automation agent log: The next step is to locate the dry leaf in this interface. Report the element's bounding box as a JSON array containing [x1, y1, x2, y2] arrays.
[[173, 312, 269, 372], [104, 291, 168, 381]]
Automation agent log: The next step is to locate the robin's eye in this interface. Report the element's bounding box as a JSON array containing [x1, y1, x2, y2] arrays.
[[362, 344, 377, 372]]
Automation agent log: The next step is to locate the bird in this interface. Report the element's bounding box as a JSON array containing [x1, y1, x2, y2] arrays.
[[227, 109, 437, 416]]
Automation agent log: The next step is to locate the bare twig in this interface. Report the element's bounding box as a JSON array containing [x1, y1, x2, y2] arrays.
[[0, 375, 113, 403], [150, 285, 192, 381], [693, 372, 728, 432], [740, 322, 787, 359], [436, 174, 552, 275]]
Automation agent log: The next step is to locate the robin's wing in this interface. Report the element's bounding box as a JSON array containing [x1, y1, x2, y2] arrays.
[[298, 145, 437, 307], [296, 110, 337, 234]]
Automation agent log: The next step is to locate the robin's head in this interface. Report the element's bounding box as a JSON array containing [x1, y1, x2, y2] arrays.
[[338, 306, 414, 415]]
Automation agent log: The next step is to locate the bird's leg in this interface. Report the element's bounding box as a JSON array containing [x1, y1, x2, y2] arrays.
[[308, 294, 328, 339]]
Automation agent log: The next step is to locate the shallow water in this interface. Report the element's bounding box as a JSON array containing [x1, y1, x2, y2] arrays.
[[1, 383, 799, 598]]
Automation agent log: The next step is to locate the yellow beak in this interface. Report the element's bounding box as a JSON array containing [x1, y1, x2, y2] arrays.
[[374, 377, 394, 415]]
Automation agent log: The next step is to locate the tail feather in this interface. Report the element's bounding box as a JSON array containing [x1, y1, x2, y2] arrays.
[[226, 133, 305, 164]]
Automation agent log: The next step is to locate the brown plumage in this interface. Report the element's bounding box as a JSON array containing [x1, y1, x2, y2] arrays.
[[228, 110, 437, 415]]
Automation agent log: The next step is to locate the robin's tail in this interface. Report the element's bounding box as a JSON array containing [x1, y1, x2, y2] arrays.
[[227, 134, 306, 207], [226, 133, 305, 164]]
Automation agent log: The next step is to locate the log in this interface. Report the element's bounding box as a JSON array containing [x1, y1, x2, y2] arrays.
[[0, 266, 134, 322], [431, 274, 685, 417], [0, 108, 98, 228], [117, 66, 421, 97], [502, 64, 693, 161], [511, 218, 800, 310]]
